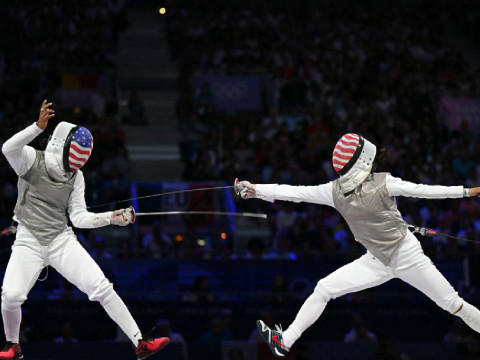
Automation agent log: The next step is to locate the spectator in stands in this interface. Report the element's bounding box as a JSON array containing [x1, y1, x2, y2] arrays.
[[168, 0, 480, 262], [182, 275, 214, 303], [267, 274, 292, 304], [142, 221, 172, 259], [154, 319, 188, 360], [264, 236, 298, 260], [48, 279, 84, 301], [89, 236, 114, 260], [443, 319, 478, 345], [127, 90, 147, 125], [244, 238, 265, 260], [197, 316, 232, 344], [53, 322, 79, 344], [227, 347, 245, 360], [371, 336, 408, 360], [287, 343, 311, 360], [0, 0, 132, 259], [220, 308, 235, 339], [343, 313, 378, 344], [193, 83, 216, 122]]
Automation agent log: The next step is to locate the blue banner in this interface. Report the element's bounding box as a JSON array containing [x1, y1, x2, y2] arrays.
[[192, 75, 262, 112]]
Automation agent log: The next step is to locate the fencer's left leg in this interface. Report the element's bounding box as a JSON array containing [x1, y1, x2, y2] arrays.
[[2, 225, 46, 345], [47, 229, 143, 346], [281, 252, 393, 349], [395, 232, 480, 333]]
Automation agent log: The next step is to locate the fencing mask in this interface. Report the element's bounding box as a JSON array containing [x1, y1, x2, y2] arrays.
[[45, 122, 94, 182], [332, 133, 377, 193]]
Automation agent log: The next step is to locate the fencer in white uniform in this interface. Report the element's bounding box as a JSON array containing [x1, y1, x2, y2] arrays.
[[236, 133, 480, 358], [0, 101, 169, 360]]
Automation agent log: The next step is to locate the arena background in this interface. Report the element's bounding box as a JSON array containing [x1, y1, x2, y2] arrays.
[[1, 0, 480, 359]]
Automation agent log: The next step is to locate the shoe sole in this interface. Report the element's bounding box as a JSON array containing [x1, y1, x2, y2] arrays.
[[0, 353, 24, 360], [137, 339, 170, 360], [256, 320, 285, 359], [256, 320, 268, 340]]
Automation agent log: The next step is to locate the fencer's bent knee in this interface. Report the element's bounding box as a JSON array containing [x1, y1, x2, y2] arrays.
[[313, 282, 331, 303], [438, 291, 463, 314], [1, 288, 28, 310], [86, 277, 114, 303]]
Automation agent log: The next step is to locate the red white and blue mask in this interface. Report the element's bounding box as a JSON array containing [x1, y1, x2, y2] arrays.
[[332, 133, 377, 193], [45, 122, 93, 181]]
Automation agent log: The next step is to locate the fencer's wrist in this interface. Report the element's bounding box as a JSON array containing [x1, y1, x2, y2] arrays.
[[106, 211, 114, 224], [33, 122, 45, 133], [255, 184, 278, 203], [110, 210, 124, 225]]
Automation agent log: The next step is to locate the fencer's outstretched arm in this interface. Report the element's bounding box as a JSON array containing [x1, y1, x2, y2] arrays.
[[385, 174, 471, 199], [235, 180, 335, 207], [68, 171, 113, 228], [237, 174, 479, 204], [2, 100, 55, 176]]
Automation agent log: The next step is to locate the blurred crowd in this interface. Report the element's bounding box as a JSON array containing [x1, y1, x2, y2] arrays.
[[0, 1, 129, 245], [167, 0, 480, 262], [1, 0, 480, 266], [0, 1, 479, 355]]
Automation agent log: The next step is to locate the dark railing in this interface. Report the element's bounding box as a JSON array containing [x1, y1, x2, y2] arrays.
[[15, 341, 464, 360]]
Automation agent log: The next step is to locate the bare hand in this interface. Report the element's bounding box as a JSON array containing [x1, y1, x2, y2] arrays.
[[37, 100, 55, 130], [468, 187, 480, 197]]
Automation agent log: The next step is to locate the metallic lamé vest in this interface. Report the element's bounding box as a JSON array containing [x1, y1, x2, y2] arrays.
[[14, 150, 76, 245], [332, 172, 407, 265]]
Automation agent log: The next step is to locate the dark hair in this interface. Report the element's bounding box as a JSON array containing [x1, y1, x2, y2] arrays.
[[372, 147, 388, 172]]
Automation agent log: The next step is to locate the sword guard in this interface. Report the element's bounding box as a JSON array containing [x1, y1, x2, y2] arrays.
[[408, 225, 429, 236], [1, 224, 16, 236], [234, 178, 240, 195], [128, 206, 136, 223]]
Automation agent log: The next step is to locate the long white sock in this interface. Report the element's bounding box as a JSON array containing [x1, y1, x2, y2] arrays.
[[282, 291, 328, 348], [456, 301, 480, 333], [101, 292, 142, 346], [2, 307, 21, 344]]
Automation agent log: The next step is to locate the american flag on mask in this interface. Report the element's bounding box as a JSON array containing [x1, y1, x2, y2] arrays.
[[69, 127, 93, 171], [332, 133, 360, 173]]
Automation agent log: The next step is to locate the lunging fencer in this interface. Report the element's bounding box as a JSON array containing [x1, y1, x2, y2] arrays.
[[235, 133, 480, 358], [0, 101, 169, 360]]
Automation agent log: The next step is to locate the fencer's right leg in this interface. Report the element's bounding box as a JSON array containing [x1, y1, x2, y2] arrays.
[[48, 231, 170, 359], [1, 226, 45, 344], [454, 302, 480, 332], [394, 232, 480, 333], [281, 253, 393, 348], [47, 230, 143, 347]]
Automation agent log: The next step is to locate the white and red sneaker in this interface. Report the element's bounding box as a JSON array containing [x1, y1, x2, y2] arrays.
[[136, 337, 170, 360], [0, 342, 23, 360], [256, 320, 290, 358]]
